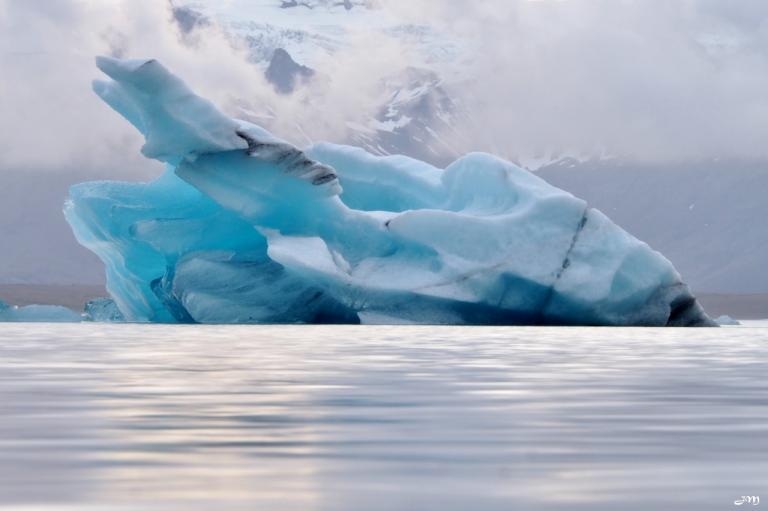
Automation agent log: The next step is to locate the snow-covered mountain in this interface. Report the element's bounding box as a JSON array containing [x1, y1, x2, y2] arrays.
[[346, 67, 469, 166], [264, 48, 315, 94], [278, 0, 372, 10], [179, 0, 458, 65], [174, 1, 625, 170], [175, 0, 474, 166]]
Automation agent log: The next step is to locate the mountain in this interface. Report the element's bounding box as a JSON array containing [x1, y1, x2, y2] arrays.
[[178, 1, 469, 166], [181, 0, 394, 64], [279, 0, 369, 9], [346, 67, 467, 167], [171, 5, 210, 34], [264, 48, 315, 94]]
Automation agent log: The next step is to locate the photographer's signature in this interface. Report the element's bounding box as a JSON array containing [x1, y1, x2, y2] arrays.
[[735, 496, 760, 506]]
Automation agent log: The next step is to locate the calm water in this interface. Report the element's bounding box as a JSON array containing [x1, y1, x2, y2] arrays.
[[0, 324, 766, 511]]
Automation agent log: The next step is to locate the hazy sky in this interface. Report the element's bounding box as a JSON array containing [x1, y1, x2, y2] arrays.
[[2, 0, 768, 285], [3, 0, 768, 171], [389, 0, 768, 162]]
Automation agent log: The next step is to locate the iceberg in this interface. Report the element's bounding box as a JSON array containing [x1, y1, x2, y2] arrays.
[[64, 56, 715, 326], [84, 298, 126, 323], [714, 315, 741, 326], [0, 300, 82, 323]]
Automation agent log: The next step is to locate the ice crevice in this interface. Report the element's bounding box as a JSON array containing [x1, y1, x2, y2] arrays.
[[235, 129, 339, 187], [537, 206, 590, 324], [556, 208, 590, 283], [63, 56, 716, 326]]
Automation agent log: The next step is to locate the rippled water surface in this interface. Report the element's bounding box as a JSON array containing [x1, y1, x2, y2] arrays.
[[0, 324, 766, 510]]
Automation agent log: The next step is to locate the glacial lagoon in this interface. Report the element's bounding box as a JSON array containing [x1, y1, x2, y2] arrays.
[[0, 324, 766, 510]]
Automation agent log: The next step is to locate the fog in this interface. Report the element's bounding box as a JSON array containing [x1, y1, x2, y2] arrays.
[[386, 0, 768, 162], [5, 0, 768, 171], [0, 0, 411, 173]]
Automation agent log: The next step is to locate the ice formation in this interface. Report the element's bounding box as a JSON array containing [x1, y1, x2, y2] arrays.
[[0, 300, 82, 323], [84, 298, 125, 323], [64, 56, 715, 326], [714, 315, 741, 326]]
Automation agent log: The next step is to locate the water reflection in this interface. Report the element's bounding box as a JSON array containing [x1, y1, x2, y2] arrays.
[[0, 324, 766, 510]]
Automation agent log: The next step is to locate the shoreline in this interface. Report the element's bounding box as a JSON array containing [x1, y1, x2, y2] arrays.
[[2, 284, 767, 320]]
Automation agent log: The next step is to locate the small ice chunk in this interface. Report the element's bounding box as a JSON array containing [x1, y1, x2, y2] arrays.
[[84, 298, 126, 323], [0, 302, 81, 323], [715, 315, 741, 326]]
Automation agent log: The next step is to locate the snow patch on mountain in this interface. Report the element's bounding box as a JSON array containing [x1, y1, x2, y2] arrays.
[[175, 1, 600, 168]]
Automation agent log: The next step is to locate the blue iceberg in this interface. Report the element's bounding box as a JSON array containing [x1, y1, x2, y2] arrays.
[[84, 298, 126, 323], [0, 300, 82, 323], [64, 56, 715, 326]]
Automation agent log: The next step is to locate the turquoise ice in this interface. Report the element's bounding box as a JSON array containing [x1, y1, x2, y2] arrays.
[[0, 300, 81, 323], [64, 56, 714, 326]]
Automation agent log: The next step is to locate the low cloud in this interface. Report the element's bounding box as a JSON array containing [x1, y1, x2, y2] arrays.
[[0, 0, 412, 174], [0, 0, 262, 174], [382, 0, 768, 162], [3, 0, 768, 171]]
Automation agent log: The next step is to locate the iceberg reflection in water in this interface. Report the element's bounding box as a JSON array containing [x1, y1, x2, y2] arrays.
[[0, 324, 766, 510]]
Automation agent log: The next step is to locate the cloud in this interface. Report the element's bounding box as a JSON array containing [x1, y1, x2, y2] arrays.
[[380, 0, 768, 162], [4, 0, 768, 171], [0, 0, 417, 175], [0, 0, 146, 174], [0, 0, 278, 173], [269, 29, 414, 144]]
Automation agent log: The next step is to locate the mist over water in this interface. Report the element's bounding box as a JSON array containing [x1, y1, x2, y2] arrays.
[[1, 324, 766, 510]]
